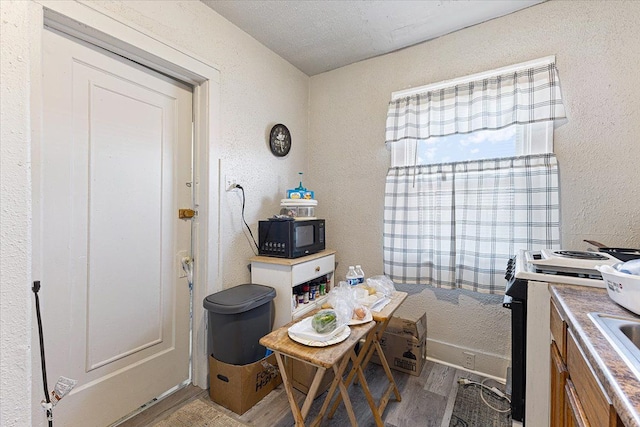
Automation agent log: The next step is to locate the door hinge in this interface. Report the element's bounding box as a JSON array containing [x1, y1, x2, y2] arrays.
[[178, 209, 197, 219]]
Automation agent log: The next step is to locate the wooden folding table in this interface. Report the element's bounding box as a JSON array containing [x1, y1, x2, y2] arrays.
[[327, 290, 409, 426], [260, 315, 376, 427]]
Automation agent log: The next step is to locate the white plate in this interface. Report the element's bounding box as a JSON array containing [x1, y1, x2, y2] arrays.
[[287, 316, 347, 342], [348, 309, 373, 325], [288, 324, 351, 347]]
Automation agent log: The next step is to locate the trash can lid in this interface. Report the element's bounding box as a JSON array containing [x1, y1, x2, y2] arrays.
[[203, 284, 276, 314]]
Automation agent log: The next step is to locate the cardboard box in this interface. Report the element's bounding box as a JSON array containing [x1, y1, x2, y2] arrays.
[[208, 353, 282, 415], [371, 312, 427, 376], [385, 312, 427, 337], [372, 331, 427, 376], [286, 356, 334, 395]]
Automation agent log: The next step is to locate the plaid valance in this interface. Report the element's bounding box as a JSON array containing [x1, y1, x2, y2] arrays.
[[385, 62, 566, 145]]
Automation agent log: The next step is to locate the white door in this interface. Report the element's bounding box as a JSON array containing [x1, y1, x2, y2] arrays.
[[35, 28, 193, 427]]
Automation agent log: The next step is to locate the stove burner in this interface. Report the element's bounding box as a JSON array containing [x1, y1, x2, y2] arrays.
[[552, 250, 609, 260]]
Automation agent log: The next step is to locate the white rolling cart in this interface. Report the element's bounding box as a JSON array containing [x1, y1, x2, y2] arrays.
[[249, 249, 336, 329]]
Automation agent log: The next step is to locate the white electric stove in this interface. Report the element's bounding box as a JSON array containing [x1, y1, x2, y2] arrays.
[[513, 248, 620, 288], [504, 248, 621, 425]]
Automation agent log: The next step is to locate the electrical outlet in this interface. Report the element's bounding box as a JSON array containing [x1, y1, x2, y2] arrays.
[[463, 352, 475, 370], [225, 176, 237, 191]]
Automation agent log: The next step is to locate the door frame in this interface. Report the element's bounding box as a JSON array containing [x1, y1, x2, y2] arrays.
[[30, 0, 221, 417]]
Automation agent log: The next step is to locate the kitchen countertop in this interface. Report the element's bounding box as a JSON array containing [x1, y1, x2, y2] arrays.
[[550, 284, 640, 427]]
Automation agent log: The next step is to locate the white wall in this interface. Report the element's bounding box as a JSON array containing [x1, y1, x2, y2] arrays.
[[0, 2, 37, 424], [308, 0, 640, 378], [3, 0, 640, 424], [0, 1, 308, 425], [89, 0, 310, 288]]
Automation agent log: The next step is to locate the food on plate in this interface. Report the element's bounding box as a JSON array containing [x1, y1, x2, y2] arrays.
[[353, 306, 367, 320], [321, 302, 332, 309], [312, 310, 337, 334]]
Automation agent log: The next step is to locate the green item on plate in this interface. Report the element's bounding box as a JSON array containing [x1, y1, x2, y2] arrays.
[[311, 310, 337, 334]]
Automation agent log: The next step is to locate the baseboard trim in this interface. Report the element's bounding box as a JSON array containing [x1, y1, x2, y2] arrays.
[[426, 338, 509, 382]]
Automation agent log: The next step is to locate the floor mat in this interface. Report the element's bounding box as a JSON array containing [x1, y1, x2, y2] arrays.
[[449, 381, 511, 427], [152, 398, 247, 427]]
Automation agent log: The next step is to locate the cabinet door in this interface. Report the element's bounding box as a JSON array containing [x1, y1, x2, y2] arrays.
[[551, 299, 567, 358], [567, 330, 617, 427], [551, 341, 568, 426], [565, 379, 589, 427]]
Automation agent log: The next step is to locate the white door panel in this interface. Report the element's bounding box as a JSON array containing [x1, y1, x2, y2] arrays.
[[38, 28, 192, 426], [84, 74, 165, 371]]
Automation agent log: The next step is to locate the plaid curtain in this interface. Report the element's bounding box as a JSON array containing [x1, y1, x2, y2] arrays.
[[385, 63, 566, 145], [383, 154, 560, 294]]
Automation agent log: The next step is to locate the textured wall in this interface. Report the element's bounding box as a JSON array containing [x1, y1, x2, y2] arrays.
[[90, 0, 310, 290], [3, 1, 640, 424], [308, 0, 640, 377], [0, 2, 36, 425], [1, 1, 308, 426]]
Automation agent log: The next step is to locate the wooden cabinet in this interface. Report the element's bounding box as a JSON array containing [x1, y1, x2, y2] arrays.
[[550, 298, 623, 427], [565, 378, 589, 427], [551, 339, 568, 426], [551, 298, 567, 357], [250, 250, 336, 329], [550, 298, 568, 426]]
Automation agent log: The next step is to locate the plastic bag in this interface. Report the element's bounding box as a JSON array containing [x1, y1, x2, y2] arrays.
[[326, 281, 375, 322], [616, 259, 640, 275], [351, 305, 370, 322], [327, 282, 356, 326], [365, 275, 396, 297]]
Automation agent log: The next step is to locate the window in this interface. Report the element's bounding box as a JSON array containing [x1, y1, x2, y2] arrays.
[[390, 122, 553, 168], [383, 57, 565, 294]]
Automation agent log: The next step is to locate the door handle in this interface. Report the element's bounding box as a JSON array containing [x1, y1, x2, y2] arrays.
[[178, 209, 196, 219]]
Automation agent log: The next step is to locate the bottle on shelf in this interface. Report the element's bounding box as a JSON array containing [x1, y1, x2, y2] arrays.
[[355, 265, 365, 284], [319, 275, 326, 296], [346, 266, 358, 286], [296, 291, 304, 307], [309, 283, 317, 301], [302, 284, 310, 303]]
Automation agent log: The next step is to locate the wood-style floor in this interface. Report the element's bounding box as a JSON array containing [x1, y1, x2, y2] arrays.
[[119, 360, 499, 427]]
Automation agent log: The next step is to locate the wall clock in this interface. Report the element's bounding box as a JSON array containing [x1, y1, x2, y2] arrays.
[[269, 124, 291, 157]]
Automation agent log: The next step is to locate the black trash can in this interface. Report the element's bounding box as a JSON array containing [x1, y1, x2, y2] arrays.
[[203, 283, 276, 365]]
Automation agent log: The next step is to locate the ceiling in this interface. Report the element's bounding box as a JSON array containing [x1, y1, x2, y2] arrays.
[[202, 0, 545, 76]]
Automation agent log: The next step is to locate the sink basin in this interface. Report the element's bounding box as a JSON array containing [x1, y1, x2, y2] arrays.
[[589, 313, 640, 377], [619, 323, 640, 348]]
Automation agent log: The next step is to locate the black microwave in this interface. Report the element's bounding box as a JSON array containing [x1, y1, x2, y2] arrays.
[[258, 219, 325, 258]]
